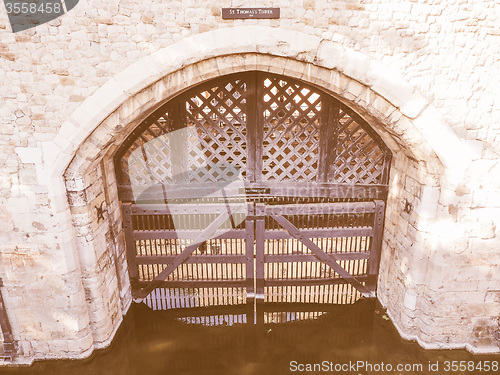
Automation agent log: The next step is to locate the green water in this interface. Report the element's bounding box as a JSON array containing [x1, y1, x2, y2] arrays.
[[2, 300, 499, 374]]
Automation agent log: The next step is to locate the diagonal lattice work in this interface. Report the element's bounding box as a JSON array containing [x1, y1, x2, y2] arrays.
[[330, 107, 387, 185], [120, 110, 175, 186], [185, 77, 248, 183], [261, 76, 321, 181], [116, 72, 391, 189]]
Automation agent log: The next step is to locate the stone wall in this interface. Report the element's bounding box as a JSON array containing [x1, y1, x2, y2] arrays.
[[0, 0, 498, 363]]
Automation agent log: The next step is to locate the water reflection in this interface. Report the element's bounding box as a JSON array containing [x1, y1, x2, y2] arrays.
[[3, 300, 499, 375], [179, 314, 247, 326]]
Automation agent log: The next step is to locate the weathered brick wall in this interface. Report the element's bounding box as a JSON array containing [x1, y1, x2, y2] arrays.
[[0, 0, 498, 363]]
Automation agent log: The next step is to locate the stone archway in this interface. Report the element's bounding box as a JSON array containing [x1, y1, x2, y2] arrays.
[[115, 71, 393, 317], [45, 26, 472, 356]]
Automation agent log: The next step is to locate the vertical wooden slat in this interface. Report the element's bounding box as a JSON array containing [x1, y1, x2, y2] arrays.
[[245, 72, 258, 182], [253, 72, 264, 182], [255, 204, 266, 325], [367, 200, 386, 293], [245, 203, 255, 306], [318, 98, 337, 182], [121, 203, 139, 295], [170, 97, 189, 184]]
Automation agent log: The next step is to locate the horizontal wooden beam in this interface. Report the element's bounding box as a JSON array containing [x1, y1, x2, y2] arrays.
[[134, 251, 368, 265], [135, 254, 248, 265], [133, 229, 247, 240], [118, 182, 388, 202], [130, 201, 377, 218], [132, 227, 372, 240], [264, 251, 370, 263], [258, 202, 376, 216], [264, 227, 373, 239], [131, 203, 248, 216]]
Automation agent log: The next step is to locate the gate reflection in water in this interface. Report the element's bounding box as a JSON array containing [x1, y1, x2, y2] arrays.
[[5, 300, 499, 375], [144, 286, 332, 326]]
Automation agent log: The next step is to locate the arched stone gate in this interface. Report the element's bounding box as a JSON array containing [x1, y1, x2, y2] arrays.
[[48, 26, 474, 358], [114, 71, 391, 319]]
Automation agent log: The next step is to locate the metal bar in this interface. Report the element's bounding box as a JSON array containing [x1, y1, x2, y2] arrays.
[[135, 207, 241, 300], [269, 213, 374, 298]]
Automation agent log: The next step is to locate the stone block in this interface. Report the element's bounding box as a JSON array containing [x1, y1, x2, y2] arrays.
[[485, 290, 500, 303], [69, 79, 128, 133], [370, 63, 426, 117], [413, 107, 470, 174], [315, 40, 344, 70], [47, 340, 69, 355], [343, 79, 368, 102], [6, 196, 30, 215], [113, 56, 164, 97], [15, 147, 42, 164], [472, 188, 500, 207], [30, 341, 50, 356], [403, 290, 418, 310], [463, 139, 484, 160], [416, 186, 440, 219], [18, 164, 38, 185], [66, 333, 94, 355]]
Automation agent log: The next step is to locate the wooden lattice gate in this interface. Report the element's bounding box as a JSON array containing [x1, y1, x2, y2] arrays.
[[116, 72, 391, 318]]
